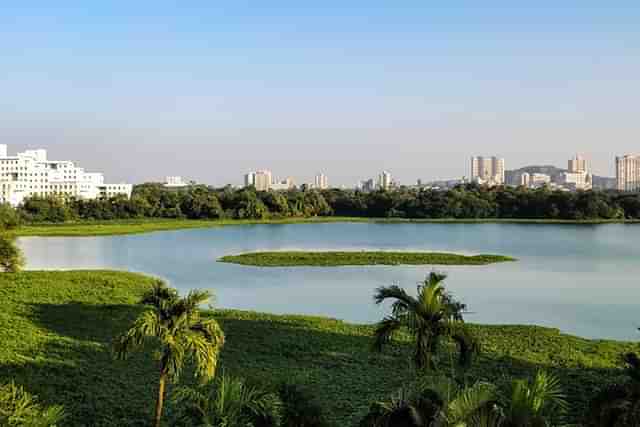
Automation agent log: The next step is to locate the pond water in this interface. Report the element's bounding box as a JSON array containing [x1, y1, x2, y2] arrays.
[[18, 222, 640, 341]]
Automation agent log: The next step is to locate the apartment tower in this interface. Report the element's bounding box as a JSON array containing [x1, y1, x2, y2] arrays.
[[470, 156, 505, 185], [616, 155, 640, 191]]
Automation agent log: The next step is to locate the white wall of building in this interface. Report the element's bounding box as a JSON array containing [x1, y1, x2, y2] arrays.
[[0, 145, 131, 206]]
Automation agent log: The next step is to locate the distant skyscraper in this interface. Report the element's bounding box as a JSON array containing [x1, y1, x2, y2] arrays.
[[470, 156, 505, 186], [568, 155, 588, 173], [253, 170, 272, 191], [378, 171, 392, 190], [616, 155, 640, 191], [244, 172, 256, 188], [314, 173, 329, 190]]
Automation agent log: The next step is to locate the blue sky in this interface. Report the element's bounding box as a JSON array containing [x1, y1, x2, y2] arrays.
[[1, 2, 639, 184]]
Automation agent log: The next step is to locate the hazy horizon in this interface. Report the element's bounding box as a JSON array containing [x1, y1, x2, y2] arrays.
[[2, 2, 639, 185]]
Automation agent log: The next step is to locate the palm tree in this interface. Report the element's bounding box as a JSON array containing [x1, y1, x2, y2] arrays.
[[500, 370, 568, 427], [114, 281, 225, 427], [372, 272, 479, 372], [358, 377, 500, 427], [170, 373, 282, 427]]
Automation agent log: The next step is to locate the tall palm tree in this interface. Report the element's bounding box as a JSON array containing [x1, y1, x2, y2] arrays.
[[373, 272, 479, 372], [500, 370, 567, 427], [358, 377, 500, 427], [170, 373, 282, 427], [114, 281, 225, 427]]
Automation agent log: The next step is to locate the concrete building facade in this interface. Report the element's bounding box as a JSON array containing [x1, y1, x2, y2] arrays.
[[471, 156, 505, 186], [0, 145, 131, 206], [616, 155, 640, 191], [314, 173, 329, 190]]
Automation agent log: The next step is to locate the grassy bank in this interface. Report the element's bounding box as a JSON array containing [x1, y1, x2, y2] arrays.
[[16, 217, 640, 237], [219, 251, 516, 267], [0, 270, 637, 425]]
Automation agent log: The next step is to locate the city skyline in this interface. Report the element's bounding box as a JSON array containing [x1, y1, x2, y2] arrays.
[[2, 2, 640, 185]]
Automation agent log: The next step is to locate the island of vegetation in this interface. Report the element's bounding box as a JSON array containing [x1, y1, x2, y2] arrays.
[[218, 251, 516, 267], [1, 270, 638, 426]]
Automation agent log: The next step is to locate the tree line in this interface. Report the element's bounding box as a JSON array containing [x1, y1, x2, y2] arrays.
[[10, 183, 640, 223]]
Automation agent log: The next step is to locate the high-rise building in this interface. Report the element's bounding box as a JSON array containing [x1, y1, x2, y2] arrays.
[[314, 173, 328, 190], [253, 170, 272, 191], [568, 155, 588, 173], [0, 144, 131, 206], [378, 171, 392, 190], [616, 155, 640, 191], [244, 172, 256, 188], [470, 156, 505, 186]]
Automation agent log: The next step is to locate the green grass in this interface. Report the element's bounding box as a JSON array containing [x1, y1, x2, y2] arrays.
[[0, 271, 637, 425], [16, 216, 640, 237], [219, 251, 516, 267]]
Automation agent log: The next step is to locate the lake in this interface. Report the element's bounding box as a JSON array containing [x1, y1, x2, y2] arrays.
[[18, 222, 640, 341]]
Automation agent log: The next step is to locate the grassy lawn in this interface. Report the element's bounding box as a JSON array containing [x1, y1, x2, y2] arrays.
[[218, 251, 516, 267], [16, 217, 640, 237], [0, 270, 637, 425]]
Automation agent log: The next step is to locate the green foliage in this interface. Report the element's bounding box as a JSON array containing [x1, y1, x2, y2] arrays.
[[0, 203, 21, 230], [499, 370, 568, 426], [218, 251, 515, 267], [586, 352, 640, 426], [114, 281, 225, 427], [0, 271, 638, 425], [277, 383, 330, 427], [0, 382, 65, 427], [170, 374, 282, 427], [358, 378, 500, 427], [372, 273, 479, 371], [0, 234, 24, 272]]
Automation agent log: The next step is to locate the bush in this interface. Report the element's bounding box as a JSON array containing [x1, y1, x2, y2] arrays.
[[0, 382, 65, 426]]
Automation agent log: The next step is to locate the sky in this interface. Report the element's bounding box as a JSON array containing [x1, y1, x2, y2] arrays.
[[1, 1, 639, 185]]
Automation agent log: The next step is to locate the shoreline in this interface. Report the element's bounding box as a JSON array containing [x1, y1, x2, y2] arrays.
[[16, 216, 640, 237]]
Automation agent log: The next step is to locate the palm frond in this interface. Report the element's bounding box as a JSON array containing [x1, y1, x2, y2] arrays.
[[374, 285, 418, 309], [447, 382, 498, 423], [372, 317, 403, 352]]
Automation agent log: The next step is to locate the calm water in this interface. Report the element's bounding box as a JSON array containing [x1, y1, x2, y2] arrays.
[[18, 223, 640, 341]]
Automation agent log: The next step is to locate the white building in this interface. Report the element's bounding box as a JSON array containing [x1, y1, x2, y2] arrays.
[[616, 155, 640, 191], [519, 172, 551, 188], [562, 171, 592, 190], [270, 177, 295, 191], [164, 176, 190, 188], [244, 172, 256, 188], [314, 173, 329, 190], [471, 156, 505, 186], [0, 145, 131, 206], [378, 171, 393, 190]]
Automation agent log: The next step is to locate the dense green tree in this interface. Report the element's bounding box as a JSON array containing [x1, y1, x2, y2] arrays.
[[114, 281, 225, 427], [0, 234, 25, 273], [372, 272, 479, 372]]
